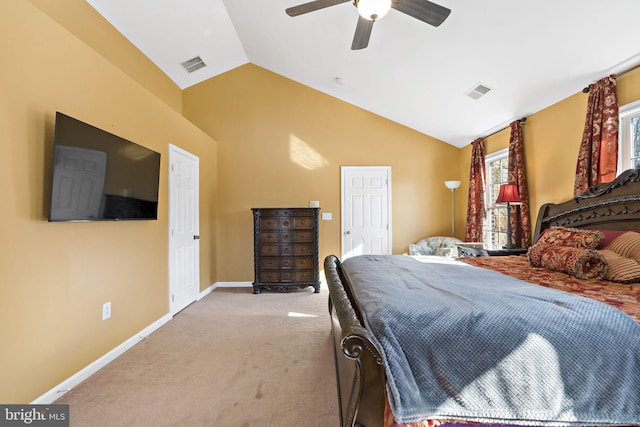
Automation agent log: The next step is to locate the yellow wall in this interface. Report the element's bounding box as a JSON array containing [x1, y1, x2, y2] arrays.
[[459, 67, 640, 234], [183, 64, 462, 281], [26, 0, 183, 113], [0, 0, 218, 403]]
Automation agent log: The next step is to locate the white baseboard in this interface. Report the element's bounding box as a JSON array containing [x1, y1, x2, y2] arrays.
[[198, 283, 217, 299], [215, 281, 252, 288], [31, 313, 172, 404], [198, 281, 251, 299], [32, 281, 252, 404]]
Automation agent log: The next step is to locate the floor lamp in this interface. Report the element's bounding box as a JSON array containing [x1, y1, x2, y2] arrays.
[[444, 180, 461, 236], [495, 183, 522, 249]]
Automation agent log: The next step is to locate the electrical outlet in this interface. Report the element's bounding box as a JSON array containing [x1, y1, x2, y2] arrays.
[[102, 302, 111, 320]]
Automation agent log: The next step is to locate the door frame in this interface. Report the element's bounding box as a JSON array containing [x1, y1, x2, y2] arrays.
[[168, 144, 200, 315], [340, 166, 392, 259]]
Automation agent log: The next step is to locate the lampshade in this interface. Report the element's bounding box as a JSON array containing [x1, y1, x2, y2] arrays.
[[444, 180, 461, 190], [357, 0, 392, 20], [495, 183, 521, 204]]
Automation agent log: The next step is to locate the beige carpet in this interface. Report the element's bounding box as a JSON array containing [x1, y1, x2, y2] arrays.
[[56, 287, 340, 427]]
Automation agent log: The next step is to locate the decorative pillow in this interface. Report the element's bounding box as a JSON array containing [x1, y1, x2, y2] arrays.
[[409, 236, 461, 257], [596, 230, 628, 249], [538, 246, 608, 280], [603, 231, 640, 262], [599, 249, 640, 283], [535, 226, 605, 249], [527, 243, 546, 266], [434, 247, 454, 257], [529, 227, 605, 266], [408, 243, 433, 256]]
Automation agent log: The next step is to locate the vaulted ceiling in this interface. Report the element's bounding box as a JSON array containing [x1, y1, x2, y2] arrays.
[[87, 0, 640, 148]]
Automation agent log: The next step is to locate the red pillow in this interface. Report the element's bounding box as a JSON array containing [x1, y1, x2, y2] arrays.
[[538, 246, 608, 280], [535, 226, 604, 249], [529, 227, 605, 266]]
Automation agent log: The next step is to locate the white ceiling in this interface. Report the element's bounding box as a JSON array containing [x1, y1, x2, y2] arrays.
[[87, 0, 640, 148]]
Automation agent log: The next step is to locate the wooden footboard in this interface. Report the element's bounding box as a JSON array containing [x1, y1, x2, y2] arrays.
[[325, 255, 386, 427]]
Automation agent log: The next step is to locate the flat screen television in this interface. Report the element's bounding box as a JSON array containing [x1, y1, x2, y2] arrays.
[[48, 112, 161, 222]]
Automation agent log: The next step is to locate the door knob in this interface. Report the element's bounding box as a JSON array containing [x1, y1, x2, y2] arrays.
[[193, 235, 200, 240], [345, 230, 351, 235]]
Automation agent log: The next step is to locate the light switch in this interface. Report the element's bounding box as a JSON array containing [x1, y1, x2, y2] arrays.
[[322, 212, 332, 220]]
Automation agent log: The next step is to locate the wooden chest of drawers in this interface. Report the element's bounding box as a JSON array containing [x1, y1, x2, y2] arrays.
[[252, 208, 320, 294]]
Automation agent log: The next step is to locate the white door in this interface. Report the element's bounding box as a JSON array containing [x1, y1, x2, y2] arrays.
[[341, 166, 392, 259], [169, 145, 200, 315]]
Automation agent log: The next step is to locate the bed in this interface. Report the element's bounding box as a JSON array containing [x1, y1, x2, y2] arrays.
[[325, 168, 640, 427]]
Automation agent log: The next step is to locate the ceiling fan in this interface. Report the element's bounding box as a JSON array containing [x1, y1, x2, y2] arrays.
[[285, 0, 451, 50]]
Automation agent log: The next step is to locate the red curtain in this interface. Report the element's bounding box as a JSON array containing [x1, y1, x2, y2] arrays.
[[464, 138, 486, 242], [508, 120, 531, 248], [574, 75, 619, 195]]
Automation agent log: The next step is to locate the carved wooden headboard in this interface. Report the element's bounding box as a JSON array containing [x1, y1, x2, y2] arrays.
[[533, 169, 640, 242]]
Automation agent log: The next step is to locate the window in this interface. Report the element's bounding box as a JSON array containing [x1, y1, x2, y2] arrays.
[[485, 148, 509, 246], [619, 99, 640, 171]]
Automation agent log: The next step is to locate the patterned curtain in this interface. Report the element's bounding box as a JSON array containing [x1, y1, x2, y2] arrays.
[[464, 138, 486, 242], [508, 120, 531, 248], [574, 75, 619, 195]]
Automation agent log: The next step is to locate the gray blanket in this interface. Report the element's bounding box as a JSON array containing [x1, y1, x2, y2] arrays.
[[341, 255, 640, 426]]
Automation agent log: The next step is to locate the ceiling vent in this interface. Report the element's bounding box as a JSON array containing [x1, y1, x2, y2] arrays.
[[465, 83, 492, 100], [180, 56, 206, 73]]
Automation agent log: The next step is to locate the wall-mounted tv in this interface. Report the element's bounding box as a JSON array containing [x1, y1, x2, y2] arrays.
[[48, 112, 161, 222]]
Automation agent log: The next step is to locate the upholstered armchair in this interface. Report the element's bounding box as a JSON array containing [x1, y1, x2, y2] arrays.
[[408, 236, 463, 257]]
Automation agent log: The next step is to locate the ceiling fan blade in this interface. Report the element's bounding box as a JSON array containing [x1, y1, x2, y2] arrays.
[[286, 0, 350, 17], [391, 0, 451, 27], [351, 16, 374, 50]]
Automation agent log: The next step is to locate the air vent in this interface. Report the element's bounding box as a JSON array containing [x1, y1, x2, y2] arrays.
[[465, 83, 492, 100], [180, 56, 206, 73]]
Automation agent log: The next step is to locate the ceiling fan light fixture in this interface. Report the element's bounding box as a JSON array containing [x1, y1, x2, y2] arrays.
[[356, 0, 391, 21]]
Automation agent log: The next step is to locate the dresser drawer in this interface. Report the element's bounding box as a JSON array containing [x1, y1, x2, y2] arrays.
[[260, 232, 279, 244], [280, 231, 292, 242], [280, 217, 293, 229], [280, 257, 293, 269], [294, 270, 314, 282], [294, 244, 314, 256], [260, 257, 280, 269], [260, 217, 279, 230], [280, 245, 293, 256], [280, 271, 293, 282], [294, 256, 313, 269], [293, 230, 313, 242], [260, 271, 280, 282], [293, 216, 313, 229], [260, 245, 279, 256]]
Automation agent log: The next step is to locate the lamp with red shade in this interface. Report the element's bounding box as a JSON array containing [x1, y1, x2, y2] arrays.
[[495, 183, 522, 249]]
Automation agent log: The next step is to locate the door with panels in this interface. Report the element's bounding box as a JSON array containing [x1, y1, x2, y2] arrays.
[[169, 144, 200, 314], [341, 166, 392, 259]]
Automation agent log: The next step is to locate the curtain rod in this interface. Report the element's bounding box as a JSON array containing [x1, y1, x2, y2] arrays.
[[479, 117, 527, 142], [582, 62, 640, 93]]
